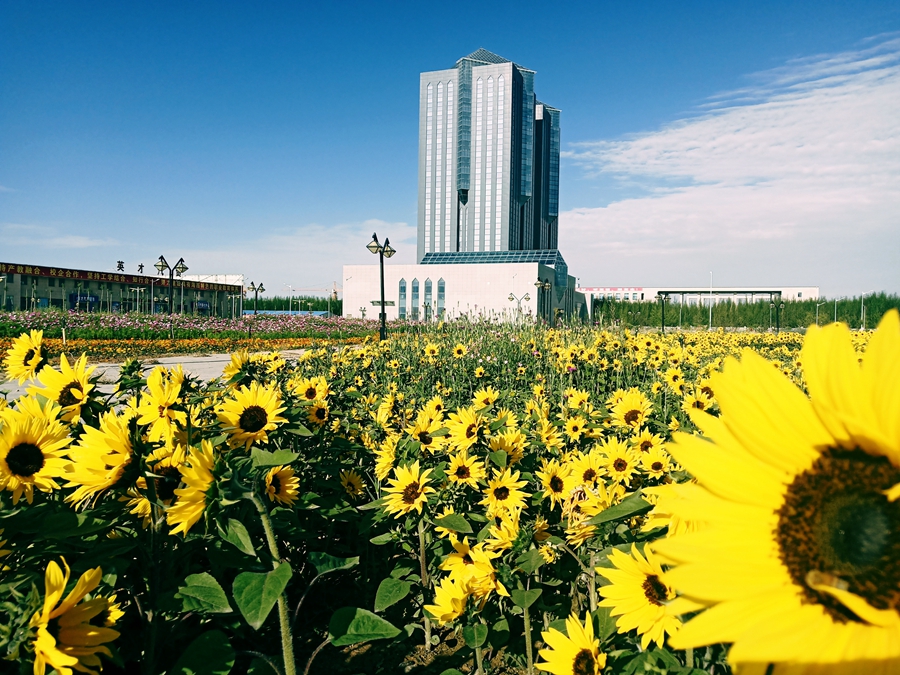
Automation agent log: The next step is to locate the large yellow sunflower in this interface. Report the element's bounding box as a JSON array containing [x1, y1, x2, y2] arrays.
[[3, 329, 48, 384], [446, 406, 484, 452], [536, 612, 607, 675], [135, 367, 187, 443], [447, 448, 486, 489], [30, 558, 120, 675], [405, 415, 446, 454], [374, 435, 397, 482], [536, 458, 572, 509], [480, 467, 530, 514], [166, 441, 216, 536], [265, 465, 300, 506], [216, 381, 287, 450], [65, 410, 134, 505], [28, 354, 96, 423], [656, 311, 900, 673], [383, 461, 435, 518], [0, 406, 71, 504], [596, 544, 691, 649], [610, 388, 652, 431], [424, 576, 468, 626]]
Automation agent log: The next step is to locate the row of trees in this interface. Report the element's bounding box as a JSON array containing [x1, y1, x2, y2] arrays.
[[250, 295, 343, 314], [590, 293, 899, 330]]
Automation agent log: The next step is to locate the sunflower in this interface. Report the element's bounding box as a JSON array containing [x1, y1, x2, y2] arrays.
[[472, 386, 499, 409], [28, 354, 96, 423], [166, 441, 216, 536], [30, 558, 120, 675], [340, 469, 364, 499], [639, 446, 671, 479], [292, 375, 330, 402], [480, 467, 530, 514], [486, 508, 521, 551], [383, 461, 435, 518], [474, 366, 485, 378], [424, 576, 468, 625], [3, 329, 47, 384], [598, 438, 639, 484], [265, 465, 300, 506], [423, 342, 439, 358], [537, 459, 572, 508], [307, 400, 330, 427], [566, 451, 604, 490], [446, 406, 483, 452], [0, 406, 71, 504], [631, 428, 663, 453], [663, 367, 684, 390], [65, 410, 134, 505], [489, 429, 527, 465], [447, 448, 486, 489], [596, 544, 690, 649], [434, 505, 458, 538], [374, 435, 397, 481], [420, 395, 445, 422], [610, 388, 652, 431], [536, 612, 606, 675], [680, 388, 712, 414], [134, 367, 187, 443], [564, 416, 587, 442], [538, 419, 564, 450], [216, 381, 287, 449], [565, 519, 597, 548], [655, 311, 900, 672], [222, 349, 250, 381], [440, 537, 508, 599], [452, 343, 468, 358], [405, 416, 446, 454]]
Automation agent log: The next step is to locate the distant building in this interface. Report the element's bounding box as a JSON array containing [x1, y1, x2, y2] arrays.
[[417, 48, 560, 262], [0, 261, 242, 315], [579, 285, 820, 308]]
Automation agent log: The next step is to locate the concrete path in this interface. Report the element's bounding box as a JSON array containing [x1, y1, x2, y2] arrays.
[[1, 349, 307, 402]]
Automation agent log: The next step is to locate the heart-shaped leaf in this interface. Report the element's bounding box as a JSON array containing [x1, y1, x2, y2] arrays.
[[434, 513, 473, 534], [328, 607, 401, 646], [176, 573, 232, 614], [233, 563, 292, 630], [308, 551, 359, 578], [221, 519, 256, 557], [170, 630, 235, 675], [511, 588, 542, 609], [374, 578, 411, 612], [250, 448, 299, 468]]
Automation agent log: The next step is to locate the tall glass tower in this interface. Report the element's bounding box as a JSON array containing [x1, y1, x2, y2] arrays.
[[417, 49, 560, 263]]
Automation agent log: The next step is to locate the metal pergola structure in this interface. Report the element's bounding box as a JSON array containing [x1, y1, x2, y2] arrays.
[[654, 289, 784, 333]]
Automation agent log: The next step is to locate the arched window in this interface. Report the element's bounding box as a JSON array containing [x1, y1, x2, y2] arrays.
[[398, 279, 407, 319], [424, 279, 433, 321], [437, 278, 446, 318], [411, 279, 420, 321]]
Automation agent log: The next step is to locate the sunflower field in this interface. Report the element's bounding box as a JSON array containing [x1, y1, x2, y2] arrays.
[[0, 313, 897, 675]]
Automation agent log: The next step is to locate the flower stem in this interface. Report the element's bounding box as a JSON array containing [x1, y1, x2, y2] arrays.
[[523, 578, 534, 675], [417, 517, 432, 649], [252, 493, 297, 675], [475, 643, 485, 675], [588, 551, 597, 613]]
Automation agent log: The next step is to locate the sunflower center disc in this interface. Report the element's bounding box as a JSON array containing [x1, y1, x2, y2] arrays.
[[57, 382, 81, 408], [239, 405, 268, 433], [401, 481, 421, 504], [493, 486, 510, 501], [271, 474, 282, 495], [613, 459, 628, 472], [155, 466, 182, 502], [624, 410, 640, 425], [418, 432, 432, 446], [549, 476, 565, 493], [305, 387, 317, 399], [572, 649, 596, 675], [583, 469, 597, 483], [455, 466, 470, 480], [776, 448, 900, 621], [642, 574, 669, 606], [23, 348, 35, 365], [6, 442, 45, 477]]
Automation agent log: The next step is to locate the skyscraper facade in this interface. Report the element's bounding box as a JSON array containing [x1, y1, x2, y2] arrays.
[[417, 49, 560, 263]]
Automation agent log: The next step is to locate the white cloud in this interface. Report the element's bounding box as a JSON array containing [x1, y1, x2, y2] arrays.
[[0, 185, 15, 193], [179, 219, 417, 295], [560, 37, 900, 295], [1, 223, 119, 248]]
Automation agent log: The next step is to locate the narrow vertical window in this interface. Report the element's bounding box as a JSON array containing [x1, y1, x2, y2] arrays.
[[425, 83, 433, 251], [496, 74, 504, 251], [398, 279, 407, 319], [473, 77, 483, 252], [437, 278, 446, 318], [411, 279, 420, 321], [424, 278, 433, 321], [435, 82, 443, 254], [445, 80, 454, 252], [485, 76, 494, 252]]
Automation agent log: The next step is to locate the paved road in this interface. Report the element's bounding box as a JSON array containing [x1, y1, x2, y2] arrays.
[[1, 350, 307, 402]]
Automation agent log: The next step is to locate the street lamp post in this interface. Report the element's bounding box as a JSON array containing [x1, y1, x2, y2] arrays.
[[367, 232, 396, 341], [861, 290, 874, 330], [533, 279, 551, 323], [155, 255, 188, 314], [507, 292, 531, 322], [247, 282, 265, 315], [816, 301, 827, 326], [285, 284, 297, 315]]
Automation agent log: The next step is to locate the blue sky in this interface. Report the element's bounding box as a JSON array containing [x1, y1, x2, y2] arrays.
[[2, 1, 899, 296]]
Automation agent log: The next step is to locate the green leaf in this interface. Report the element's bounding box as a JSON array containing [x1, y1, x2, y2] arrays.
[[369, 532, 393, 545], [588, 492, 652, 526], [285, 423, 314, 436], [232, 563, 292, 630], [308, 552, 359, 578], [170, 630, 235, 675], [462, 623, 489, 648], [328, 607, 402, 646], [175, 573, 232, 614], [490, 618, 510, 648], [510, 588, 542, 609], [488, 450, 508, 468], [515, 548, 545, 575], [439, 671, 464, 675], [429, 426, 450, 437], [249, 448, 299, 468], [358, 498, 386, 511], [221, 519, 256, 557], [488, 417, 508, 431], [592, 605, 617, 641], [434, 513, 473, 534], [374, 578, 411, 612]]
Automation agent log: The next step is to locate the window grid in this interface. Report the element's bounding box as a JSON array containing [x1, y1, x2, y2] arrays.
[[399, 279, 407, 319], [485, 76, 493, 252], [411, 279, 419, 321], [425, 84, 433, 251], [495, 75, 504, 251], [435, 82, 443, 254], [445, 81, 453, 252], [473, 77, 483, 252]]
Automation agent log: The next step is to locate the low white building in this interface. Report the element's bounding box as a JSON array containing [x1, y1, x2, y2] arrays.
[[578, 285, 820, 306], [343, 251, 585, 323]]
